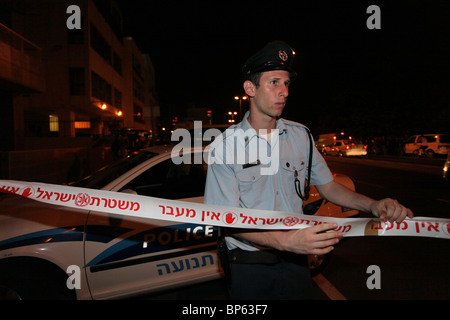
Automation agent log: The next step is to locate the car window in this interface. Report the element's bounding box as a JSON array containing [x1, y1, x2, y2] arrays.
[[120, 154, 207, 200], [406, 136, 416, 144], [71, 151, 159, 189], [424, 135, 437, 143]]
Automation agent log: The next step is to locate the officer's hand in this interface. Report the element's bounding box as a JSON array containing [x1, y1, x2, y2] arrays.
[[370, 198, 414, 223], [282, 223, 343, 255]]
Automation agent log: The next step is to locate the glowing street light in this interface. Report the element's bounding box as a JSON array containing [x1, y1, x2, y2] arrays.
[[228, 111, 238, 123], [234, 96, 247, 121]]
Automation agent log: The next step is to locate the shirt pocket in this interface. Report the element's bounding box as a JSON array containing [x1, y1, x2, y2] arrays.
[[236, 164, 263, 183], [280, 158, 306, 175], [280, 157, 306, 189], [235, 164, 265, 206], [279, 158, 306, 205]]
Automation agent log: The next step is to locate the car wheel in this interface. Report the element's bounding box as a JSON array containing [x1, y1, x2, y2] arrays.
[[0, 258, 76, 300], [308, 252, 331, 276], [425, 149, 435, 158]]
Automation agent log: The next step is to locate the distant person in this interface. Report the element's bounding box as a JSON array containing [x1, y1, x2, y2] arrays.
[[418, 135, 428, 156]]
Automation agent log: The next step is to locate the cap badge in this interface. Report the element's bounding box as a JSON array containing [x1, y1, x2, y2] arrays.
[[278, 50, 288, 62]]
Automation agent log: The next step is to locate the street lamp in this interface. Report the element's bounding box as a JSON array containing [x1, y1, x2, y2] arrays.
[[91, 100, 123, 118], [234, 96, 247, 120], [228, 111, 238, 123]]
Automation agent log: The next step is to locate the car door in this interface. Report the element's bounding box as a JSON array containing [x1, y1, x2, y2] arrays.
[[83, 151, 220, 299]]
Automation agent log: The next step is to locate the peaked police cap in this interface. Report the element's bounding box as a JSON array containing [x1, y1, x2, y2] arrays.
[[242, 41, 296, 80]]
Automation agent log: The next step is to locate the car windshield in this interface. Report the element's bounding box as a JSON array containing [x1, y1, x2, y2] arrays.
[[71, 150, 159, 189]]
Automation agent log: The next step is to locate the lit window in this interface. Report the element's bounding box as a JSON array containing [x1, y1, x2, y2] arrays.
[[75, 121, 91, 129], [49, 115, 59, 132]]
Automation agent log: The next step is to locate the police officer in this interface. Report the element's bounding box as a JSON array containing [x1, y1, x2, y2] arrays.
[[204, 41, 414, 299]]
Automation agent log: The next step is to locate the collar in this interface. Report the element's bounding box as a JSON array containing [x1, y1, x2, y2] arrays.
[[238, 111, 288, 146]]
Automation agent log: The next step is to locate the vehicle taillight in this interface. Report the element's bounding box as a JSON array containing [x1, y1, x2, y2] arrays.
[[364, 145, 367, 149], [346, 146, 350, 150]]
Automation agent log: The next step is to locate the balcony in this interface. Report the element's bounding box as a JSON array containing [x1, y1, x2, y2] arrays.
[[0, 23, 45, 93]]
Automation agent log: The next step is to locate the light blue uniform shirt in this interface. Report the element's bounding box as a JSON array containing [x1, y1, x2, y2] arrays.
[[204, 112, 333, 251]]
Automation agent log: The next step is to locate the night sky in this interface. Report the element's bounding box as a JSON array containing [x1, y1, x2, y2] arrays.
[[116, 0, 449, 137]]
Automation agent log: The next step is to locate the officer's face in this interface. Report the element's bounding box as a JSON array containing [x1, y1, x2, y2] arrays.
[[248, 70, 290, 119]]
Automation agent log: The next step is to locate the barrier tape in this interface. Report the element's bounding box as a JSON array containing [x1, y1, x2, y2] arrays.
[[0, 180, 449, 239]]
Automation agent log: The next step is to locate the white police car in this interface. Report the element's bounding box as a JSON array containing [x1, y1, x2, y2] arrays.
[[0, 146, 357, 300]]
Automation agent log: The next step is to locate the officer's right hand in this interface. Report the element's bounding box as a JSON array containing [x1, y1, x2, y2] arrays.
[[281, 223, 343, 255]]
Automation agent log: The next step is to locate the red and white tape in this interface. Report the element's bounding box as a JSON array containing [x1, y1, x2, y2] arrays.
[[0, 180, 449, 239]]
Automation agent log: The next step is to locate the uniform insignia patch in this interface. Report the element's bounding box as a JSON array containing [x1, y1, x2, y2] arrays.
[[278, 50, 288, 62]]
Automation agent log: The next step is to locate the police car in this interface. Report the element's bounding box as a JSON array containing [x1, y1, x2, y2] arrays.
[[0, 145, 358, 300]]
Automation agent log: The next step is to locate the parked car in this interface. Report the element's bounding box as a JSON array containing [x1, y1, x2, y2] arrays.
[[0, 145, 358, 300], [322, 140, 367, 157], [315, 133, 337, 153], [404, 134, 450, 158]]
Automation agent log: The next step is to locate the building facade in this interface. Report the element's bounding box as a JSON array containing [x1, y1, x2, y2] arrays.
[[0, 0, 159, 182]]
